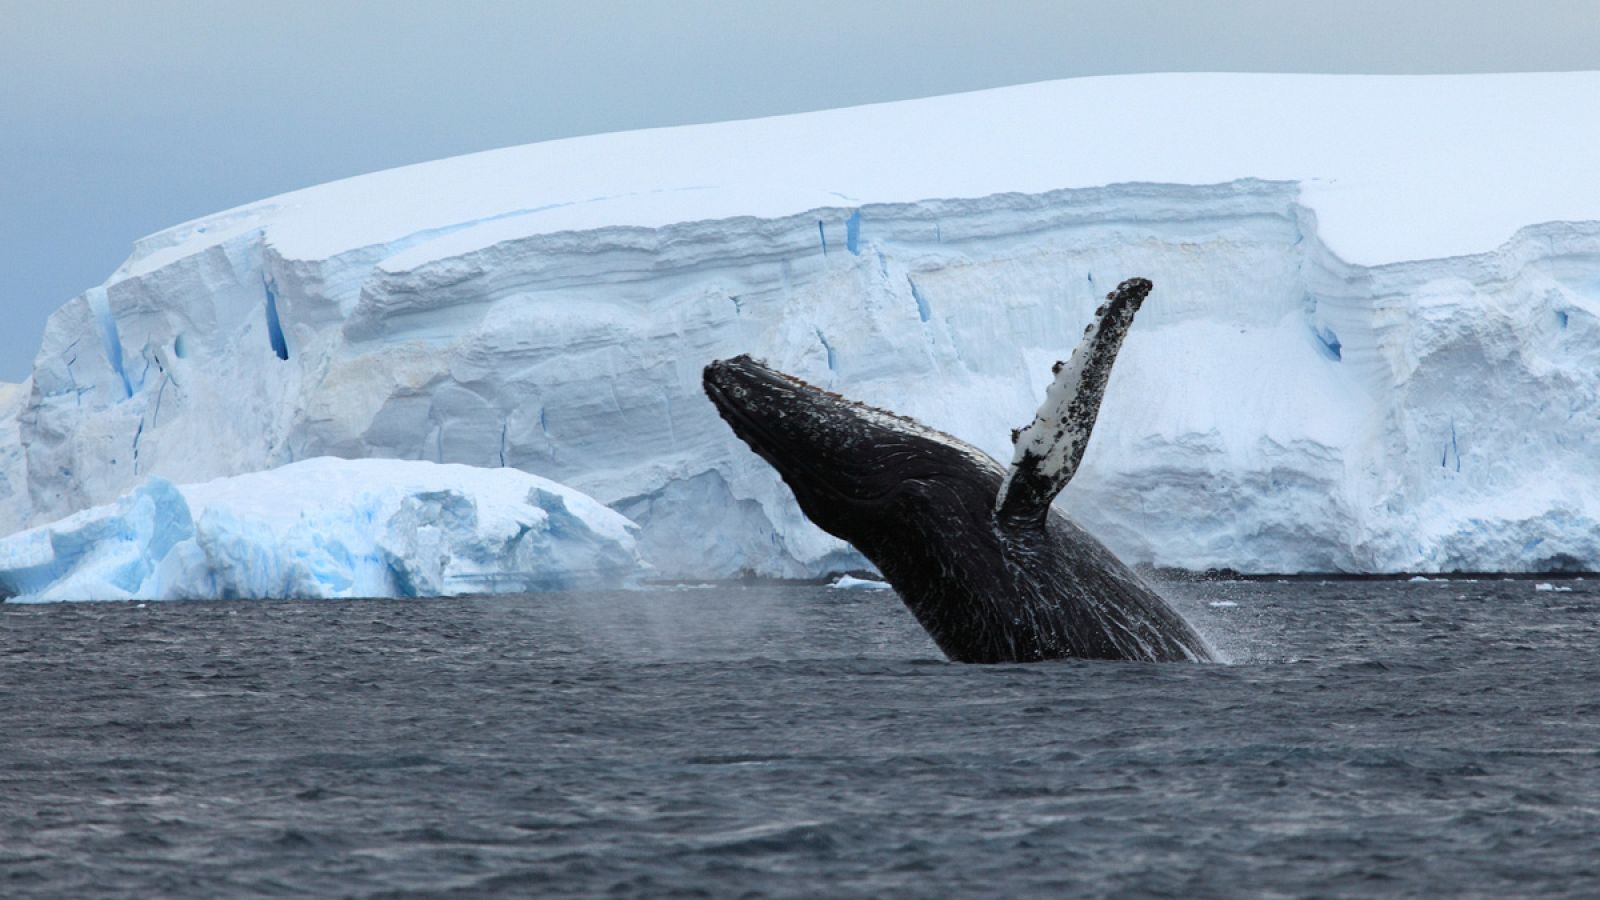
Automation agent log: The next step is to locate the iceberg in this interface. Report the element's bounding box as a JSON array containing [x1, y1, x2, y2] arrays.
[[4, 73, 1600, 577], [0, 457, 644, 602], [829, 575, 893, 591]]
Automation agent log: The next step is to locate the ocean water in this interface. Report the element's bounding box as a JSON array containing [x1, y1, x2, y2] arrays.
[[3, 579, 1599, 897]]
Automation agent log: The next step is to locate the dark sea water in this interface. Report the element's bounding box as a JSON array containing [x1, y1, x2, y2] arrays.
[[4, 578, 1600, 897]]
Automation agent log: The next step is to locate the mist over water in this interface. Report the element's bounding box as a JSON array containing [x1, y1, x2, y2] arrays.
[[4, 580, 1599, 896]]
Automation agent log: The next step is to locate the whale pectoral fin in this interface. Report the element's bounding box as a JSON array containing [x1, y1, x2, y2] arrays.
[[995, 277, 1152, 527]]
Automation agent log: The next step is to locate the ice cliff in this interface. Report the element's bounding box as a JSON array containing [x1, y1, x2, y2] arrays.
[[0, 457, 643, 602], [4, 73, 1599, 578]]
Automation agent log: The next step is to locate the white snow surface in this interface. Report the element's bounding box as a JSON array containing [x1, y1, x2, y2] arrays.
[[0, 457, 644, 602], [5, 73, 1600, 577]]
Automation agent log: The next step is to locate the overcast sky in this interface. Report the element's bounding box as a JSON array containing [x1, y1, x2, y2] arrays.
[[4, 0, 1600, 381]]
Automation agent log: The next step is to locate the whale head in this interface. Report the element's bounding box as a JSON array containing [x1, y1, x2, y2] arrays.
[[702, 355, 1004, 548], [701, 345, 1212, 664]]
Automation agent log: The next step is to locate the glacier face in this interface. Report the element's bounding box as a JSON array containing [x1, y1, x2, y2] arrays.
[[0, 457, 645, 602], [4, 74, 1600, 577], [0, 380, 29, 537]]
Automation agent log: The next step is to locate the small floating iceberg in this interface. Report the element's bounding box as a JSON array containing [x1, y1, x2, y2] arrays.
[[0, 458, 644, 602], [1534, 583, 1573, 593], [828, 574, 892, 591]]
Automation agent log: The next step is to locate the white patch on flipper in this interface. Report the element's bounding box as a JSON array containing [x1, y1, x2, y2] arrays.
[[996, 278, 1149, 521], [999, 341, 1097, 501]]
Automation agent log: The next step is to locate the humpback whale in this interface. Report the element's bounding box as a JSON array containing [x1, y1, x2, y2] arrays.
[[703, 278, 1213, 663]]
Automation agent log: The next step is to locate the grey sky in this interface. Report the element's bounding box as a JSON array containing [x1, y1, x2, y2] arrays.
[[4, 0, 1599, 382]]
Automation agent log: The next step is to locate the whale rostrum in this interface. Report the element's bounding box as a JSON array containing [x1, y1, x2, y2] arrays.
[[703, 277, 1213, 663]]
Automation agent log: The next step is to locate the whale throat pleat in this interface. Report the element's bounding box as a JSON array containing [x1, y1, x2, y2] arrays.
[[995, 277, 1152, 528]]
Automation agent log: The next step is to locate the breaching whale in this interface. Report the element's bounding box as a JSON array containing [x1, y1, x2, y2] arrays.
[[703, 277, 1213, 663]]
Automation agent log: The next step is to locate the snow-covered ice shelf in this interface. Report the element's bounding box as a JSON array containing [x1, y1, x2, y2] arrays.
[[3, 73, 1599, 578]]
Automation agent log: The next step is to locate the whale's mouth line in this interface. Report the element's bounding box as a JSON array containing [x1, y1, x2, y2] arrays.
[[705, 357, 999, 467], [707, 356, 956, 439], [703, 364, 901, 506], [702, 358, 823, 455], [703, 372, 803, 475], [701, 375, 764, 445]]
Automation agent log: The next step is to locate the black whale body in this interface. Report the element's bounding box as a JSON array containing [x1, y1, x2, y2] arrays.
[[703, 277, 1213, 664]]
